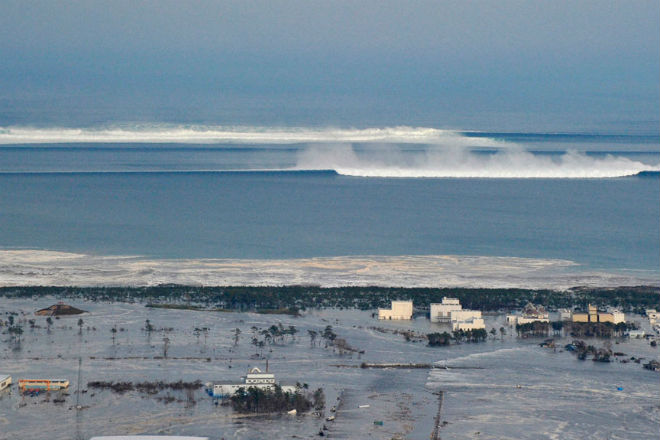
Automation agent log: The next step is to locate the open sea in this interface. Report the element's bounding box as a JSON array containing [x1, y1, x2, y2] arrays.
[[0, 126, 658, 283]]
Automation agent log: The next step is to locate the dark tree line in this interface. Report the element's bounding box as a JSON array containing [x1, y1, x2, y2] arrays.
[[1, 285, 657, 313], [427, 328, 488, 346], [229, 384, 325, 414], [567, 321, 636, 338]]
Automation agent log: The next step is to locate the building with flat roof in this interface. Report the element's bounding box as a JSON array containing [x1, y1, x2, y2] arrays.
[[212, 367, 295, 398], [430, 297, 462, 322], [378, 300, 413, 320], [558, 308, 572, 321], [0, 374, 11, 391], [450, 309, 482, 322], [572, 304, 624, 324], [453, 317, 485, 331]]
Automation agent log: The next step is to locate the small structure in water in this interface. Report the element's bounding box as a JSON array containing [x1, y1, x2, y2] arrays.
[[628, 329, 646, 339], [0, 374, 11, 391], [19, 379, 69, 392], [35, 302, 86, 316], [211, 367, 295, 398]]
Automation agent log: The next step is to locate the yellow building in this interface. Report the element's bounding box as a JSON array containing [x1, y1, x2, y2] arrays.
[[378, 300, 413, 320], [572, 313, 589, 323], [598, 310, 625, 324], [572, 304, 624, 324]]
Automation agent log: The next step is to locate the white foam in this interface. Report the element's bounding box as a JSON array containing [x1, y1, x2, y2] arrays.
[[0, 125, 499, 145], [295, 144, 659, 178], [437, 347, 528, 365], [2, 124, 657, 178]]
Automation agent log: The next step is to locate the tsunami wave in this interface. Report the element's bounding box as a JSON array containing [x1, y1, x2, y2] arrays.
[[0, 169, 657, 179], [0, 124, 504, 146], [294, 144, 660, 178], [1, 124, 658, 178]]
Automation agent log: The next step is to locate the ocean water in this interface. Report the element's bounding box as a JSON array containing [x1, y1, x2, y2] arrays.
[[0, 127, 658, 276]]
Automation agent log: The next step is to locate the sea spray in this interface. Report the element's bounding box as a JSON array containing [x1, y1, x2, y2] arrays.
[[295, 143, 659, 178], [0, 125, 505, 145]]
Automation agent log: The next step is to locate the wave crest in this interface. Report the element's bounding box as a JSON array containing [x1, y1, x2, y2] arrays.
[[2, 124, 658, 178], [295, 144, 659, 178], [0, 125, 500, 145]]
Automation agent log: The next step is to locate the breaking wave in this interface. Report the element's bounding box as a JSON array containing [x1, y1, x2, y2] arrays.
[[2, 124, 658, 178], [295, 144, 660, 178], [0, 124, 502, 145]]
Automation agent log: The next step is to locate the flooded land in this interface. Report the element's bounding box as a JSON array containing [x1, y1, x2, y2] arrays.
[[1, 296, 659, 440]]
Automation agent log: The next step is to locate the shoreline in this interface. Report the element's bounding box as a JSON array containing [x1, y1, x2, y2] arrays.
[[1, 250, 658, 290]]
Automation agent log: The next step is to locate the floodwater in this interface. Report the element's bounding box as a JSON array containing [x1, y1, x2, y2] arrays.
[[0, 297, 658, 439]]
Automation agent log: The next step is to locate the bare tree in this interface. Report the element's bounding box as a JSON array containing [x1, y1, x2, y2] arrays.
[[308, 330, 318, 347], [163, 337, 170, 358]]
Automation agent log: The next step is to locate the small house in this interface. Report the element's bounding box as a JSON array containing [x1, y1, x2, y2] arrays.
[[0, 374, 11, 391]]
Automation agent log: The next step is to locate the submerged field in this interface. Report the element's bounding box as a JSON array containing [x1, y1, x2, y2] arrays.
[[0, 296, 659, 440]]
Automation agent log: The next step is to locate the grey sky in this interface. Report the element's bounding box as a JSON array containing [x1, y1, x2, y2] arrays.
[[1, 1, 658, 131]]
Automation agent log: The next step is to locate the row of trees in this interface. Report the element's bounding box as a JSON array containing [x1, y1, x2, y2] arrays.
[[229, 384, 325, 414], [2, 285, 657, 313], [567, 321, 636, 338], [515, 321, 638, 338], [427, 328, 489, 346]]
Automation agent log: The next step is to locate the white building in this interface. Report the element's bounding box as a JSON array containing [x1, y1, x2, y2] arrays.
[[378, 300, 413, 320], [0, 374, 11, 391], [430, 297, 483, 330], [450, 309, 482, 322], [212, 367, 296, 398], [646, 309, 658, 325], [558, 308, 572, 321], [430, 297, 462, 322], [628, 330, 646, 339], [506, 304, 550, 326], [453, 317, 485, 331]]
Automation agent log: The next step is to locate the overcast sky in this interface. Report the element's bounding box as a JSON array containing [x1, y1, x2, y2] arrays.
[[1, 1, 658, 131]]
